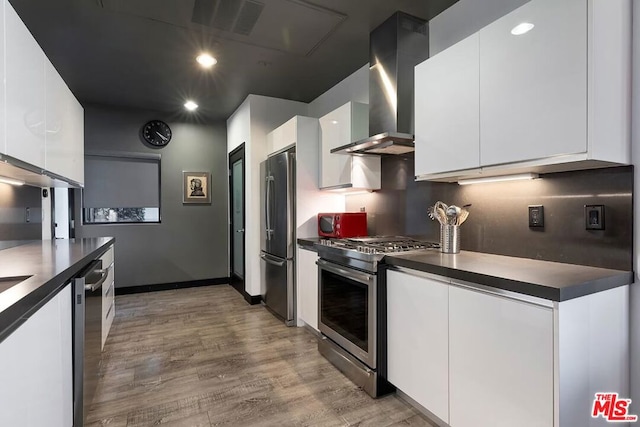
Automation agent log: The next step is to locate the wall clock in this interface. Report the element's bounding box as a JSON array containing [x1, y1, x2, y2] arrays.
[[142, 120, 172, 147]]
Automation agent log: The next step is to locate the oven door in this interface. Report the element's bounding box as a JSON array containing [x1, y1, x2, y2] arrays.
[[317, 258, 376, 369]]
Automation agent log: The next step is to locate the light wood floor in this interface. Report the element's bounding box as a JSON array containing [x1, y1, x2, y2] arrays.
[[87, 285, 434, 427]]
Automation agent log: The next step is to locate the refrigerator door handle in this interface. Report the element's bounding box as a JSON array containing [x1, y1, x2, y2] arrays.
[[265, 175, 273, 240], [260, 253, 285, 267]]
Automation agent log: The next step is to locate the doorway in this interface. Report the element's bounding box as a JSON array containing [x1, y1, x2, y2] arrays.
[[51, 188, 76, 239], [229, 145, 245, 296]]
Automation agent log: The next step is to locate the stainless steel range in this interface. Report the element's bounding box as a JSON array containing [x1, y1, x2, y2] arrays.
[[315, 236, 438, 397]]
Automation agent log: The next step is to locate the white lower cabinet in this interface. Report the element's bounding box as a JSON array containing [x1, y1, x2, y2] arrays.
[[387, 269, 449, 423], [0, 284, 73, 427], [296, 247, 318, 330], [449, 285, 554, 427]]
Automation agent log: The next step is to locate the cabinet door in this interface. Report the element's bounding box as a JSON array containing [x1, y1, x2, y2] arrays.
[[45, 59, 77, 182], [479, 0, 587, 166], [319, 103, 352, 188], [0, 284, 73, 427], [296, 247, 318, 330], [268, 117, 297, 155], [5, 1, 46, 169], [415, 33, 480, 176], [449, 285, 553, 427], [387, 270, 449, 423], [69, 95, 84, 185]]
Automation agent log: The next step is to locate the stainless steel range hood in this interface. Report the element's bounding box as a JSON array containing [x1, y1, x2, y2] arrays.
[[331, 11, 430, 156]]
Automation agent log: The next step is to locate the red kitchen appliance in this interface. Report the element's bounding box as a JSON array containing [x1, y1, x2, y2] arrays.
[[317, 212, 367, 238]]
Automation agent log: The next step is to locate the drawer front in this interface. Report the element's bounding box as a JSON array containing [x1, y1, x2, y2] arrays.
[[102, 264, 114, 298], [101, 299, 115, 349], [102, 281, 114, 318], [100, 245, 114, 268]]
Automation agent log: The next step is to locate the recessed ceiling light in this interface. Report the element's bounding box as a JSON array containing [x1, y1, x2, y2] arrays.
[[196, 53, 217, 68], [331, 120, 338, 125], [511, 22, 535, 36], [184, 100, 198, 111]]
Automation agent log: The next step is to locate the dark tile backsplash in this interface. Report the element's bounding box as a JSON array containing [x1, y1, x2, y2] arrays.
[[346, 155, 633, 271], [0, 183, 42, 241]]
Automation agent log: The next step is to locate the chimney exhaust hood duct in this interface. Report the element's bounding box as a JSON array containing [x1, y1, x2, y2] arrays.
[[331, 11, 430, 155]]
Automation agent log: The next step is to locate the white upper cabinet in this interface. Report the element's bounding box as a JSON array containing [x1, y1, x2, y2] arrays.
[[319, 102, 380, 190], [45, 58, 84, 185], [414, 0, 631, 181], [267, 117, 297, 155], [479, 0, 587, 166], [0, 0, 84, 186], [5, 1, 46, 170], [415, 33, 480, 176]]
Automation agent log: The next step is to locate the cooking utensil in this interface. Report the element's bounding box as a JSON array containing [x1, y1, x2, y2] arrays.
[[446, 206, 459, 225], [427, 206, 437, 221], [456, 204, 472, 225], [429, 201, 449, 225]]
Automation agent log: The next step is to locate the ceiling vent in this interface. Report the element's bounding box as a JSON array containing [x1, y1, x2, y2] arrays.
[[98, 0, 345, 57], [191, 0, 265, 36]]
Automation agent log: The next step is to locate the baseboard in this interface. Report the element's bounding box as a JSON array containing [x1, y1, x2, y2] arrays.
[[246, 293, 262, 305], [115, 277, 229, 295], [395, 390, 448, 427]]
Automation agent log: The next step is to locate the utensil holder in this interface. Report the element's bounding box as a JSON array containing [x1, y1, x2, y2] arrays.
[[440, 225, 460, 254]]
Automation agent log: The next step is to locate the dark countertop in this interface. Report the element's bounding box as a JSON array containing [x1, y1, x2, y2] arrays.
[[297, 237, 321, 251], [384, 250, 633, 302], [0, 237, 115, 343]]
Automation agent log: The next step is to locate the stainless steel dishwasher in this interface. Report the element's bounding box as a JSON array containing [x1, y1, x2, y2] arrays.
[[73, 259, 108, 427]]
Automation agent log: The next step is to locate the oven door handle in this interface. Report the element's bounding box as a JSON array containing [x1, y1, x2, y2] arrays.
[[316, 259, 373, 283]]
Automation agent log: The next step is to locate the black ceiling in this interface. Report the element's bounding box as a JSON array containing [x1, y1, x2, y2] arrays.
[[11, 0, 456, 121]]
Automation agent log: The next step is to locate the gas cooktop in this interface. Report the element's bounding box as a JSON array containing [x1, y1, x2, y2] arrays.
[[318, 236, 439, 254], [315, 236, 439, 272]]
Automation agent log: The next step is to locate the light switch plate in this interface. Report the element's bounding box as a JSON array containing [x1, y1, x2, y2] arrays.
[[528, 205, 544, 228]]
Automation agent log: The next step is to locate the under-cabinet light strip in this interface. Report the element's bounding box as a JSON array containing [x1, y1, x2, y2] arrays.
[[0, 176, 25, 186], [457, 173, 539, 186]]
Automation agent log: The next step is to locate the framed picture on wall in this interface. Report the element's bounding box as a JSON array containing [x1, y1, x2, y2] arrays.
[[183, 171, 211, 204]]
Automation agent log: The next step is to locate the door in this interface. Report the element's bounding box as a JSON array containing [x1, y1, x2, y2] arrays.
[[229, 145, 245, 295], [260, 252, 294, 324], [479, 0, 586, 166], [448, 284, 553, 427], [268, 149, 295, 260], [317, 259, 376, 369], [386, 269, 450, 423]]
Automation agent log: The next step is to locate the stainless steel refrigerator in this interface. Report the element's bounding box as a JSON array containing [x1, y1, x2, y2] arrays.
[[260, 148, 296, 326]]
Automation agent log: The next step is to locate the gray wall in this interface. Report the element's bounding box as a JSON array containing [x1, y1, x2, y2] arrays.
[[0, 183, 42, 241], [76, 104, 229, 288], [347, 156, 632, 271]]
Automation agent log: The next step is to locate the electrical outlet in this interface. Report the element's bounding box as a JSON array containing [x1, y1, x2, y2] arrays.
[[528, 205, 544, 228], [585, 205, 605, 230]]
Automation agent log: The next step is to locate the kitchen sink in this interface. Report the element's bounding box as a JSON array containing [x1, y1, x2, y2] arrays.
[[0, 275, 32, 293]]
